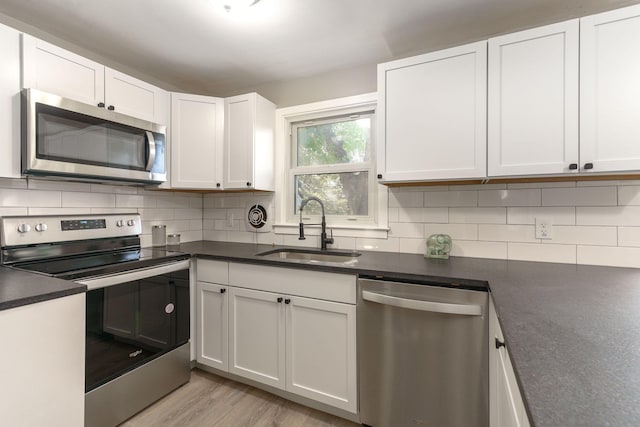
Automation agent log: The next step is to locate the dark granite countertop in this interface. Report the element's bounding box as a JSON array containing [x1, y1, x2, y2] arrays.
[[0, 266, 86, 310], [177, 240, 640, 427]]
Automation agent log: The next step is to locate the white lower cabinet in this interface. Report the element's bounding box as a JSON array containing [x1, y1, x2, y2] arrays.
[[0, 294, 85, 426], [285, 295, 356, 412], [228, 286, 286, 388], [197, 281, 229, 371], [196, 259, 358, 414], [490, 296, 530, 427]]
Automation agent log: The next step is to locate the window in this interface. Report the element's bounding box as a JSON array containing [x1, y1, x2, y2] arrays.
[[289, 112, 375, 224], [274, 93, 387, 238]]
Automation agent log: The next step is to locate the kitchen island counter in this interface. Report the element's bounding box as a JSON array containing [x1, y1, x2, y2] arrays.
[[178, 240, 640, 427], [0, 266, 86, 311]]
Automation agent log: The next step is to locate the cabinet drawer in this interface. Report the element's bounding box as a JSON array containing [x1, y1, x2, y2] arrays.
[[197, 260, 229, 284], [229, 263, 356, 304]]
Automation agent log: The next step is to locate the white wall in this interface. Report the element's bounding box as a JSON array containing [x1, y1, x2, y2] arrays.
[[203, 179, 640, 269], [0, 177, 202, 247]]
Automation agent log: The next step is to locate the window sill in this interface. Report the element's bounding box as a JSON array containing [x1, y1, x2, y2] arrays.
[[273, 223, 389, 239]]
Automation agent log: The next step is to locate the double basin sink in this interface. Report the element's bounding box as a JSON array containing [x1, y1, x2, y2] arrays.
[[257, 248, 361, 265]]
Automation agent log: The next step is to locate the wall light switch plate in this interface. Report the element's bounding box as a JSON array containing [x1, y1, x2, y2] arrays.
[[535, 218, 553, 240]]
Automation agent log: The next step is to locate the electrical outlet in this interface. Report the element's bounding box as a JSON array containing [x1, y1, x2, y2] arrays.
[[535, 218, 553, 240]]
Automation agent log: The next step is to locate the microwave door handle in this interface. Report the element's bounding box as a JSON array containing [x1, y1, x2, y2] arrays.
[[362, 290, 482, 316], [145, 131, 156, 171]]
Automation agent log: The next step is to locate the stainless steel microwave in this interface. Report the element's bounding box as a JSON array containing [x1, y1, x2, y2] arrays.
[[22, 88, 167, 184]]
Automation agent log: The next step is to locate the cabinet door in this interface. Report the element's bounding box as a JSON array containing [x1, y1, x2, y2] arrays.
[[223, 93, 276, 190], [377, 41, 487, 182], [489, 298, 530, 427], [224, 94, 255, 189], [170, 92, 224, 189], [104, 67, 169, 124], [580, 4, 640, 173], [488, 21, 579, 177], [0, 23, 20, 178], [285, 296, 357, 413], [196, 281, 228, 371], [21, 34, 105, 106], [228, 287, 285, 389]]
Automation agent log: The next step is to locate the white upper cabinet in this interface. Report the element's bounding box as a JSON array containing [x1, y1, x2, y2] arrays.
[[223, 93, 275, 190], [103, 68, 169, 124], [22, 34, 105, 107], [170, 92, 224, 189], [580, 4, 640, 174], [22, 34, 168, 124], [377, 41, 487, 182], [0, 23, 21, 178], [488, 20, 579, 177]]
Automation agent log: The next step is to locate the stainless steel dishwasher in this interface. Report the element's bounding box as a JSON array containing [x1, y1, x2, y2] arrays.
[[358, 276, 488, 427]]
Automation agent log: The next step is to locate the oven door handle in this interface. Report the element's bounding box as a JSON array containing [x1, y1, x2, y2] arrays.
[[78, 259, 190, 290], [362, 290, 482, 316]]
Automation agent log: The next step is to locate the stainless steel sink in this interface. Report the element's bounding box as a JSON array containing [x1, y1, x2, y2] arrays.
[[256, 248, 362, 264]]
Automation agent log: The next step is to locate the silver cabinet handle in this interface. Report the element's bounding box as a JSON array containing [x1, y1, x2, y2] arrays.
[[362, 290, 482, 316], [145, 131, 156, 171]]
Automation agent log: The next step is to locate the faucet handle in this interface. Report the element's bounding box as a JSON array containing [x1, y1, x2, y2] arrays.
[[326, 228, 334, 245], [299, 222, 306, 240]]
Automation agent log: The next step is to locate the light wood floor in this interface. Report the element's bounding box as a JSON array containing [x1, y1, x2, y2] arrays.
[[121, 369, 360, 427]]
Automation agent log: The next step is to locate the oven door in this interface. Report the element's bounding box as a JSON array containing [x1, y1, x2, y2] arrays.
[[78, 260, 190, 392], [23, 88, 166, 184]]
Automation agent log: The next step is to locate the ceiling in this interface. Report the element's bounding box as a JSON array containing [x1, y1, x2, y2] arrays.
[[1, 0, 639, 104]]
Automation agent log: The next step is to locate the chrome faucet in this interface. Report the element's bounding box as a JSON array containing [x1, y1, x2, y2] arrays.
[[298, 196, 334, 250]]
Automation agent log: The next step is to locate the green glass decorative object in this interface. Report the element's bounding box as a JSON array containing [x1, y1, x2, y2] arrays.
[[425, 234, 452, 259]]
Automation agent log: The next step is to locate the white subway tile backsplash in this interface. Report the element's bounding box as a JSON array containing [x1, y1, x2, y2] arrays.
[[398, 207, 448, 223], [29, 179, 91, 192], [356, 237, 400, 252], [389, 222, 425, 238], [257, 232, 284, 246], [617, 186, 640, 206], [388, 208, 399, 222], [618, 227, 640, 247], [137, 208, 175, 221], [389, 191, 423, 208], [62, 191, 115, 208], [204, 230, 228, 241], [507, 207, 575, 225], [424, 191, 477, 207], [425, 224, 478, 240], [174, 208, 202, 220], [479, 189, 541, 207], [542, 187, 617, 206], [0, 188, 61, 207], [508, 243, 576, 264], [577, 246, 640, 268], [548, 226, 617, 246], [91, 183, 138, 194], [0, 207, 28, 216], [449, 208, 506, 224], [115, 194, 153, 208], [450, 240, 507, 259], [399, 238, 425, 254], [478, 225, 536, 243], [28, 207, 88, 216], [577, 179, 640, 187], [576, 206, 640, 226], [0, 178, 27, 189]]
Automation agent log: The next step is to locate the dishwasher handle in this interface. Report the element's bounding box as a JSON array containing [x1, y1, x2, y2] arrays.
[[362, 290, 482, 316]]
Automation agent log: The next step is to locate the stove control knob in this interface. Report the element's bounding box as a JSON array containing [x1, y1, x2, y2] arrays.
[[35, 223, 48, 232], [17, 223, 31, 233], [116, 220, 124, 227], [127, 219, 135, 227]]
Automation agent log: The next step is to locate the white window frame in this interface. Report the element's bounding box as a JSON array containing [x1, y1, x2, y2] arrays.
[[274, 93, 388, 239]]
